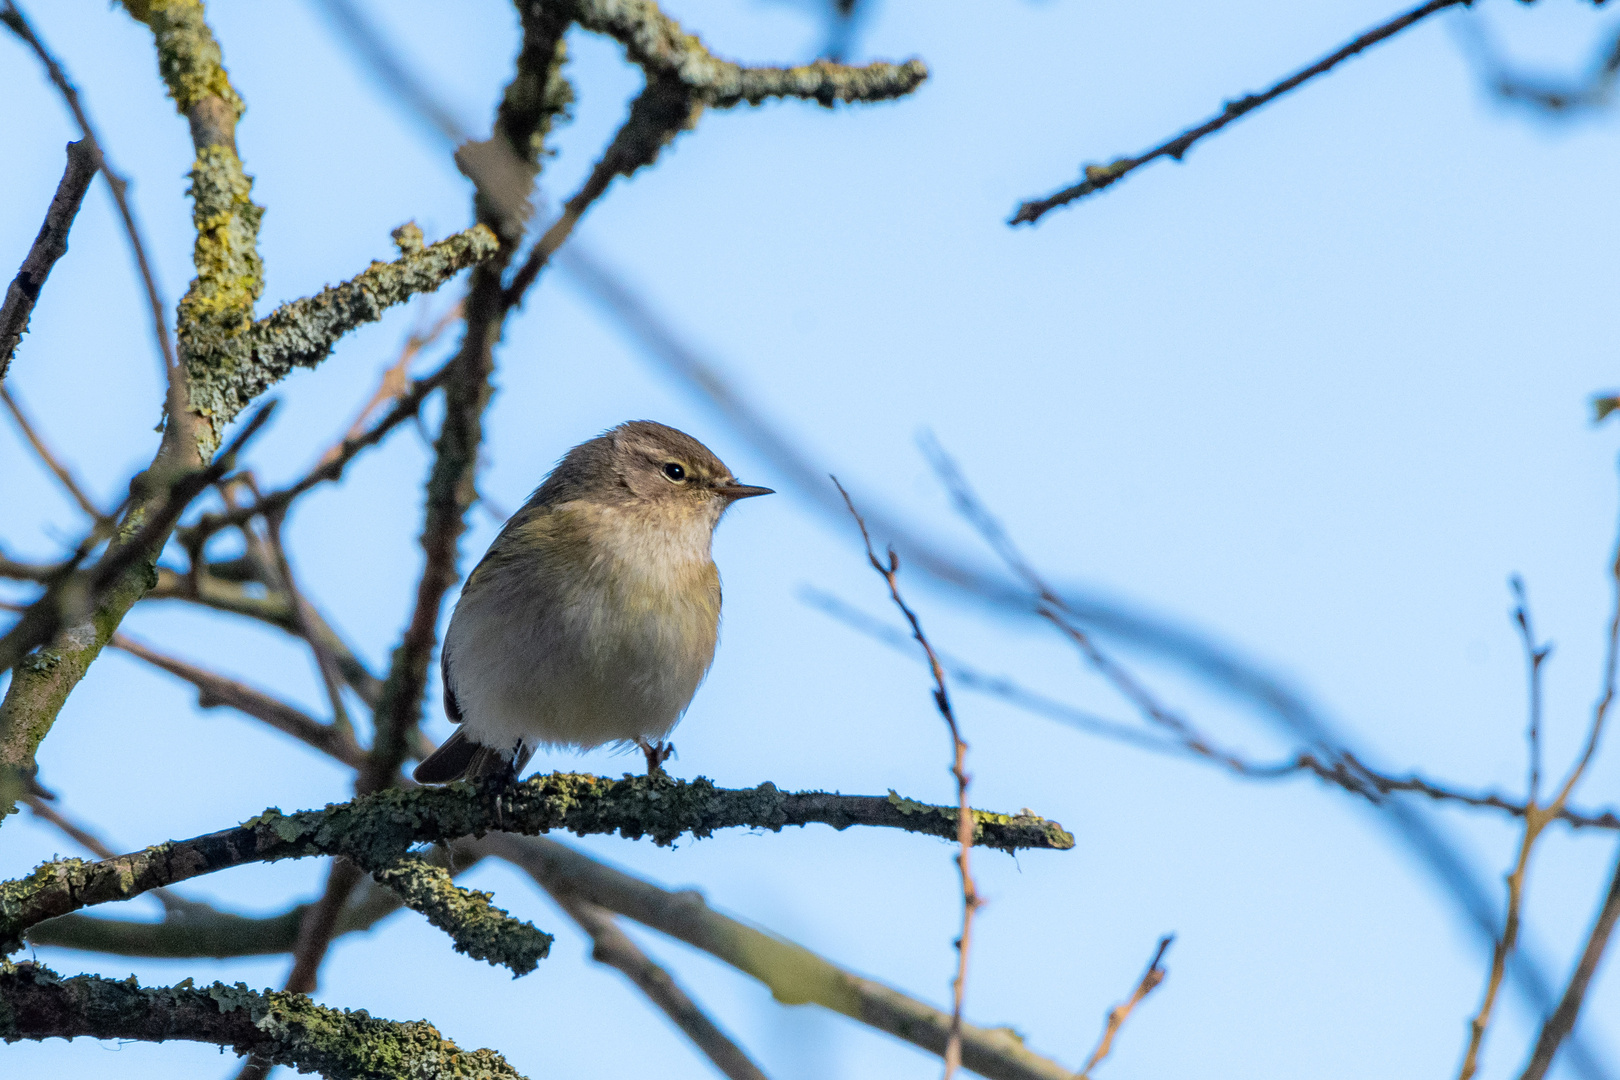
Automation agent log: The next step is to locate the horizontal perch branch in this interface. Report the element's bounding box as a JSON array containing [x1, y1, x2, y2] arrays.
[[1, 772, 1071, 954], [0, 962, 526, 1080]]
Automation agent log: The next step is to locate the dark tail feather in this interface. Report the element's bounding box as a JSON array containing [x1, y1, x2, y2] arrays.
[[413, 729, 532, 784]]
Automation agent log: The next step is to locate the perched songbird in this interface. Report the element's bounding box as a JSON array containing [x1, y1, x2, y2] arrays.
[[413, 421, 773, 784]]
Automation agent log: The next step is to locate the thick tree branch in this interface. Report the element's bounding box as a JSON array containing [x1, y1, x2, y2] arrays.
[[0, 773, 1071, 952], [0, 139, 96, 382], [0, 962, 527, 1080], [1010, 0, 1468, 224]]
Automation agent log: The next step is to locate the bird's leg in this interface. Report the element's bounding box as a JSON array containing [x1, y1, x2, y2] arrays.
[[636, 738, 674, 776]]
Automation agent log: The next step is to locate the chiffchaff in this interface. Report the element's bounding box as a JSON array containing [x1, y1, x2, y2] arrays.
[[412, 420, 772, 783]]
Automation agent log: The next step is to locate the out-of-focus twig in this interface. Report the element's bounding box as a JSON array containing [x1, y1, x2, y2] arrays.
[[835, 478, 980, 1080], [109, 633, 365, 769], [0, 138, 97, 383], [1078, 935, 1172, 1079], [479, 832, 1079, 1080], [1455, 14, 1620, 116], [1458, 549, 1620, 1080], [549, 887, 772, 1080], [1010, 0, 1468, 224], [2, 386, 109, 526], [1519, 841, 1620, 1080]]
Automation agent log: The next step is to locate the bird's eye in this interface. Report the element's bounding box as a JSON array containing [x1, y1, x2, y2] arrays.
[[662, 462, 686, 481]]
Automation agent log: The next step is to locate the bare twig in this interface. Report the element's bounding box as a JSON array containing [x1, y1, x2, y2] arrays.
[[283, 857, 365, 995], [1458, 541, 1620, 1080], [0, 399, 275, 678], [480, 832, 1079, 1080], [1, 385, 109, 525], [1010, 0, 1468, 224], [1519, 841, 1620, 1080], [835, 478, 980, 1080], [1511, 577, 1550, 808], [0, 138, 97, 382], [550, 888, 771, 1080], [0, 0, 179, 400], [1079, 935, 1173, 1079], [109, 633, 365, 768]]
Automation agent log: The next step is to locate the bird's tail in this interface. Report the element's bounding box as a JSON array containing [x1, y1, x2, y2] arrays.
[[413, 728, 532, 784]]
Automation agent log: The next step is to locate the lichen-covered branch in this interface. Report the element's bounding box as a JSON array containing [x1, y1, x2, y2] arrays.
[[561, 0, 926, 107], [0, 962, 527, 1080], [370, 854, 552, 976], [224, 225, 498, 432], [0, 138, 97, 382], [481, 833, 1080, 1080], [0, 772, 1071, 952]]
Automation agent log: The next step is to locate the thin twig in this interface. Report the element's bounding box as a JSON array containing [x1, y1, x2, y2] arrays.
[[109, 633, 365, 768], [0, 0, 181, 410], [1078, 935, 1173, 1079], [549, 887, 772, 1080], [0, 138, 97, 382], [835, 478, 980, 1080], [1458, 536, 1620, 1080], [1511, 576, 1550, 810], [1010, 0, 1469, 224], [1, 386, 110, 525], [0, 399, 275, 676], [1519, 840, 1620, 1080]]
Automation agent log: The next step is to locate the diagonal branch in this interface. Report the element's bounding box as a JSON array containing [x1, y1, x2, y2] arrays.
[[0, 138, 97, 383], [550, 887, 771, 1080], [1, 385, 109, 526], [0, 963, 528, 1080], [480, 832, 1080, 1080], [109, 633, 365, 768], [1518, 841, 1620, 1080], [1078, 935, 1172, 1078], [1010, 0, 1468, 224]]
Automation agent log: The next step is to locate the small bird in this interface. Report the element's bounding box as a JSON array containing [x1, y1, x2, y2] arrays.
[[412, 421, 773, 784]]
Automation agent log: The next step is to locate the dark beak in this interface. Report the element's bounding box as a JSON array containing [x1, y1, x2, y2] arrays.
[[715, 483, 775, 500]]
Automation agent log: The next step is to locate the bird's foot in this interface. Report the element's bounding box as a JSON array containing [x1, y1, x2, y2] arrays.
[[637, 739, 675, 776]]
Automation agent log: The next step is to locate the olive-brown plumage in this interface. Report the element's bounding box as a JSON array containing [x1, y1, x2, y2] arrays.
[[413, 421, 772, 783]]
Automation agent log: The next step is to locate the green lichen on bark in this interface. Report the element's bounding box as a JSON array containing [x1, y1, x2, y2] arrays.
[[0, 962, 527, 1079], [371, 855, 551, 975], [122, 0, 244, 118], [563, 0, 928, 108], [218, 224, 499, 429], [177, 143, 264, 449], [0, 772, 1071, 952]]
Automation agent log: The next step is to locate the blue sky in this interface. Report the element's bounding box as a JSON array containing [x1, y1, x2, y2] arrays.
[[3, 1, 1620, 1078]]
